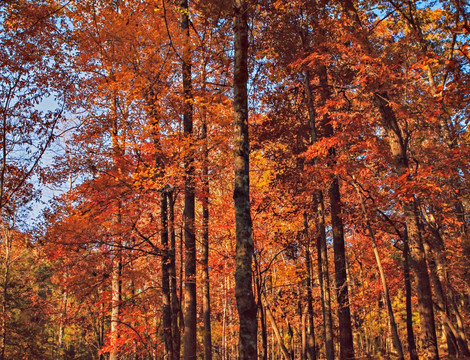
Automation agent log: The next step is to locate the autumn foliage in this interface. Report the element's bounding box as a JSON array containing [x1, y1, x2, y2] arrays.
[[0, 0, 469, 359]]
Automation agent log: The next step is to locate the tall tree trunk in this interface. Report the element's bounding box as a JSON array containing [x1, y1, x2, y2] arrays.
[[303, 214, 317, 360], [329, 177, 355, 360], [254, 258, 268, 360], [110, 100, 122, 360], [352, 181, 404, 360], [168, 191, 180, 360], [303, 68, 335, 360], [233, 0, 257, 358], [57, 287, 68, 357], [180, 0, 196, 358], [318, 64, 355, 360], [314, 192, 335, 360], [375, 92, 439, 360], [403, 234, 419, 360], [201, 118, 212, 360], [0, 228, 11, 360], [110, 247, 122, 360], [161, 190, 173, 360]]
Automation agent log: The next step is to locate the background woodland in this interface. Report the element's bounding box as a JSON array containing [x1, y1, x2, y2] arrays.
[[0, 0, 469, 359]]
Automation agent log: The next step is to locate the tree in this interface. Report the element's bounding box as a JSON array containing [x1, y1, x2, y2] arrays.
[[233, 0, 258, 358]]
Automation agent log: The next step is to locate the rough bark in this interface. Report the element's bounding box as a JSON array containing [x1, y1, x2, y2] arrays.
[[254, 258, 268, 360], [168, 191, 180, 360], [110, 248, 122, 360], [180, 0, 196, 358], [0, 229, 10, 360], [110, 101, 122, 360], [161, 191, 173, 360], [201, 118, 212, 360], [403, 235, 419, 360], [314, 192, 335, 360], [303, 68, 334, 360], [319, 64, 355, 360], [303, 214, 317, 360], [329, 177, 355, 360], [233, 0, 258, 358]]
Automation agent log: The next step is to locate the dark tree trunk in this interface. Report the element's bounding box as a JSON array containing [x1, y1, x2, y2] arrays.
[[318, 64, 355, 360], [201, 119, 212, 360], [180, 0, 196, 359], [161, 191, 173, 360], [303, 214, 317, 360], [303, 68, 335, 360], [314, 192, 334, 360], [233, 0, 258, 358], [329, 178, 355, 360], [403, 235, 419, 360], [168, 191, 180, 360]]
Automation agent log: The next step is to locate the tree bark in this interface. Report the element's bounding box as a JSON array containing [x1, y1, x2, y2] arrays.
[[110, 99, 122, 360], [161, 190, 173, 360], [201, 118, 212, 360], [0, 228, 11, 360], [233, 0, 257, 358], [303, 214, 317, 360], [168, 191, 180, 360], [180, 0, 196, 358], [403, 234, 419, 360], [303, 68, 335, 360], [110, 246, 122, 360], [329, 177, 355, 360], [318, 64, 355, 360]]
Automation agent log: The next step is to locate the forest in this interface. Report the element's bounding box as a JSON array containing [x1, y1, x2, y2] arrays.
[[0, 0, 469, 359]]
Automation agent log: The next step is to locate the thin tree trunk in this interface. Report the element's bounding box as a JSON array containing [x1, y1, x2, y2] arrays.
[[110, 247, 122, 360], [303, 214, 317, 360], [168, 191, 180, 360], [233, 0, 258, 358], [303, 68, 335, 360], [57, 287, 68, 357], [161, 190, 173, 360], [316, 63, 355, 360], [352, 181, 404, 360], [110, 102, 122, 360], [301, 306, 307, 360], [201, 118, 212, 360], [265, 302, 291, 360], [0, 228, 11, 360], [403, 234, 419, 360], [255, 257, 268, 360], [180, 0, 196, 358], [312, 190, 335, 360]]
